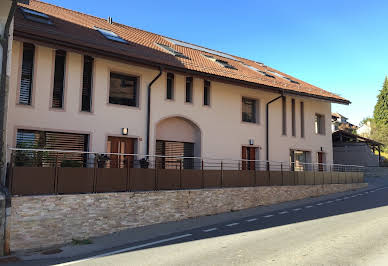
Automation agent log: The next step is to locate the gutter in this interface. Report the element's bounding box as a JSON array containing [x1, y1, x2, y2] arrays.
[[0, 0, 18, 256], [266, 93, 284, 168], [146, 67, 162, 156]]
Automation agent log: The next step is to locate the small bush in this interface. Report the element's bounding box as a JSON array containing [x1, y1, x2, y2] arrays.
[[61, 160, 82, 168]]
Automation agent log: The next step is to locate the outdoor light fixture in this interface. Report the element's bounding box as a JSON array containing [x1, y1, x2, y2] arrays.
[[249, 139, 254, 145], [122, 128, 128, 135]]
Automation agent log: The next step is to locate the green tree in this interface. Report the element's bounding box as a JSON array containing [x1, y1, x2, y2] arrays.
[[373, 76, 388, 125]]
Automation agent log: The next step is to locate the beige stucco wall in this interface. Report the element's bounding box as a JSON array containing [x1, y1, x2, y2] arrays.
[[6, 40, 334, 164]]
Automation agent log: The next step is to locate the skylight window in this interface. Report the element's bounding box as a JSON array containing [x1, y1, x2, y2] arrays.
[[240, 62, 274, 78], [95, 27, 128, 44], [202, 54, 237, 70], [164, 37, 240, 62], [155, 43, 190, 59], [20, 7, 52, 25], [267, 70, 299, 84]]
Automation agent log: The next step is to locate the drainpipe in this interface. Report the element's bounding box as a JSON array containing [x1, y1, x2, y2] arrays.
[[0, 0, 18, 256], [266, 93, 284, 168], [146, 67, 162, 156]]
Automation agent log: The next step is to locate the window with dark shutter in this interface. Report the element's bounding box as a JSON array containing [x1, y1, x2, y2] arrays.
[[300, 102, 305, 138], [204, 80, 210, 106], [282, 96, 287, 135], [155, 140, 194, 169], [109, 73, 138, 107], [82, 56, 93, 112], [185, 77, 193, 103], [19, 43, 35, 105], [52, 50, 66, 108], [291, 99, 296, 137], [166, 73, 174, 100], [242, 97, 257, 123]]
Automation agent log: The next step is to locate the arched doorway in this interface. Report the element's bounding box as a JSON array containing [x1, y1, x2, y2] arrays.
[[155, 116, 201, 169]]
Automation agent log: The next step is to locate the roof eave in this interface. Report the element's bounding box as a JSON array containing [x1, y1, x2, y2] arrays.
[[13, 29, 351, 105]]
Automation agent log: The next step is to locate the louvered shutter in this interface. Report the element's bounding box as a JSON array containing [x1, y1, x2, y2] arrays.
[[19, 43, 35, 105], [52, 50, 66, 108], [82, 56, 93, 111]]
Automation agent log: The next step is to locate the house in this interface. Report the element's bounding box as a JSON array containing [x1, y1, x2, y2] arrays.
[[357, 120, 372, 138], [333, 130, 383, 167], [331, 112, 358, 133], [5, 0, 350, 178]]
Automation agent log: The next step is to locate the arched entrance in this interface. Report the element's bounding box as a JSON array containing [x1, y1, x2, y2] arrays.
[[155, 116, 201, 169]]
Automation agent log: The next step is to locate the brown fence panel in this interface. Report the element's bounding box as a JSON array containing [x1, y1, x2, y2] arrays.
[[314, 172, 324, 185], [295, 171, 305, 185], [323, 172, 332, 184], [238, 171, 255, 187], [203, 170, 221, 188], [57, 168, 94, 194], [345, 172, 354, 184], [95, 168, 127, 193], [11, 167, 55, 195], [338, 172, 346, 184], [282, 171, 295, 185], [359, 172, 365, 183], [157, 169, 180, 190], [181, 169, 202, 189], [269, 171, 282, 186], [304, 172, 315, 185], [130, 168, 155, 191], [256, 171, 270, 186], [331, 172, 339, 184]]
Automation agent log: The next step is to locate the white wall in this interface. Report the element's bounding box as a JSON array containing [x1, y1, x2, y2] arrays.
[[6, 40, 334, 165]]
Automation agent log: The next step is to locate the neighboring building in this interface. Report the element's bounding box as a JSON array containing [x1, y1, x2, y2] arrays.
[[333, 130, 383, 167], [5, 0, 350, 172], [331, 112, 358, 133], [357, 120, 372, 138]]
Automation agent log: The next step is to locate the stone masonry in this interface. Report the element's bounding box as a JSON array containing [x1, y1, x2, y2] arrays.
[[10, 183, 366, 251]]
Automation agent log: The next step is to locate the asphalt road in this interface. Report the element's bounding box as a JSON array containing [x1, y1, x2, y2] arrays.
[[11, 184, 388, 266]]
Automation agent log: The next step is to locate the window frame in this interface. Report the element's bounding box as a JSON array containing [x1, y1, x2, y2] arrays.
[[203, 80, 211, 106], [315, 113, 326, 135], [185, 77, 193, 103], [18, 42, 35, 106], [291, 98, 296, 137], [282, 96, 287, 135], [51, 49, 66, 109], [81, 55, 94, 112], [242, 96, 259, 124], [300, 102, 305, 138], [166, 72, 174, 100], [108, 72, 139, 108]]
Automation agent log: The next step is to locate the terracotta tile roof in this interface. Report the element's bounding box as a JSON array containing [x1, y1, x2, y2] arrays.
[[15, 0, 349, 104]]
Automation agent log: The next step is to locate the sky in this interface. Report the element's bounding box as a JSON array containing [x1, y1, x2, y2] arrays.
[[44, 0, 388, 125]]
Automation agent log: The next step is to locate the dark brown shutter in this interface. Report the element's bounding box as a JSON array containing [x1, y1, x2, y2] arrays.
[[300, 102, 305, 138], [82, 56, 93, 112], [166, 73, 174, 100], [282, 96, 287, 135], [19, 43, 35, 105], [204, 80, 210, 106], [291, 99, 296, 136], [155, 140, 194, 169], [52, 50, 66, 108], [185, 77, 193, 103]]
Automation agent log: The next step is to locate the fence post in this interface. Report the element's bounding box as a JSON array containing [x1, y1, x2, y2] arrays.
[[179, 159, 182, 189], [220, 160, 223, 187], [93, 154, 97, 193], [126, 155, 130, 191], [312, 163, 315, 185], [281, 162, 284, 186], [201, 159, 204, 188], [155, 157, 158, 191], [54, 152, 59, 194], [8, 151, 15, 194]]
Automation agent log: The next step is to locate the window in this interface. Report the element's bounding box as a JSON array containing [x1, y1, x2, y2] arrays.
[[291, 99, 296, 137], [20, 7, 53, 25], [240, 62, 274, 78], [82, 56, 93, 112], [166, 73, 174, 100], [185, 77, 193, 103], [156, 140, 194, 169], [155, 43, 190, 59], [242, 97, 258, 123], [203, 80, 210, 106], [109, 73, 138, 107], [282, 96, 287, 135], [95, 27, 128, 44], [290, 150, 310, 171], [267, 70, 299, 84], [300, 102, 305, 138], [202, 54, 237, 70], [315, 113, 325, 135], [19, 43, 35, 105], [15, 129, 89, 166], [52, 50, 66, 109]]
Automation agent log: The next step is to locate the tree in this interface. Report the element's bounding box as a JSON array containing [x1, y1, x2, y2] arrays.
[[373, 76, 388, 125]]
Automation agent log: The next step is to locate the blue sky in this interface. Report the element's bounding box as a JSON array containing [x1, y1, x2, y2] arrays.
[[45, 0, 388, 125]]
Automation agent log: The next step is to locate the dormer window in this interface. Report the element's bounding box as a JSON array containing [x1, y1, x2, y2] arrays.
[[267, 70, 299, 84], [20, 7, 53, 25], [240, 62, 274, 78], [95, 27, 128, 44], [202, 54, 237, 70], [155, 43, 190, 59]]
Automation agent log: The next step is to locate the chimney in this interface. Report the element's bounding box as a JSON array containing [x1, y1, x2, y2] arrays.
[[107, 16, 113, 24]]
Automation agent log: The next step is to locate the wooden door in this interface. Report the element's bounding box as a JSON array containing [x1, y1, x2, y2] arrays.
[[242, 146, 256, 170], [318, 152, 324, 171], [107, 137, 135, 168]]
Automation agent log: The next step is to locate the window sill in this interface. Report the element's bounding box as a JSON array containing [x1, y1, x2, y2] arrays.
[[107, 103, 140, 110], [16, 103, 34, 109], [241, 121, 260, 126]]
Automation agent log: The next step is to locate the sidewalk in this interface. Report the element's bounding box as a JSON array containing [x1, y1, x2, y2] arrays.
[[15, 180, 380, 262]]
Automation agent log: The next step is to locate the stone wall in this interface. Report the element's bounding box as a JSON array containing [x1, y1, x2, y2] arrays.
[[10, 183, 366, 251]]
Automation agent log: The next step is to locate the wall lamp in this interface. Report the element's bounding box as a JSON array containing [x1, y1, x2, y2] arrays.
[[122, 128, 128, 135]]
